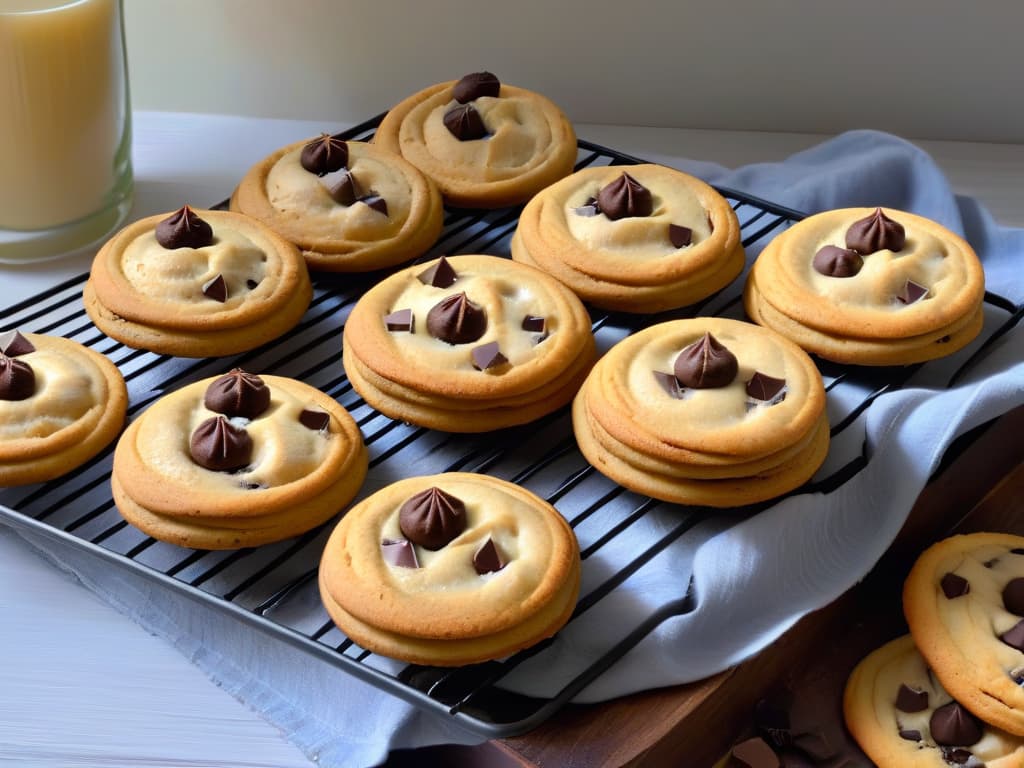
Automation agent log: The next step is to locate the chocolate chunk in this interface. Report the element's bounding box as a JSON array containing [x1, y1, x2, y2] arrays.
[[673, 332, 738, 389], [189, 415, 253, 472], [472, 341, 507, 371], [897, 279, 929, 305], [246, 279, 260, 290], [898, 729, 922, 742], [653, 370, 686, 399], [521, 315, 546, 333], [155, 205, 214, 249], [427, 293, 487, 345], [572, 197, 600, 217], [845, 207, 906, 253], [299, 408, 330, 432], [1013, 549, 1024, 555], [1004, 578, 1024, 615], [202, 274, 227, 302], [941, 572, 970, 599], [300, 133, 348, 176], [381, 538, 419, 569], [417, 256, 458, 288], [204, 369, 271, 420], [328, 170, 359, 205], [384, 308, 415, 333], [746, 372, 786, 403], [812, 245, 863, 278], [443, 104, 487, 141], [1001, 619, 1024, 651], [399, 486, 467, 550], [895, 683, 929, 713], [361, 194, 388, 216], [597, 172, 653, 220], [0, 330, 35, 357], [942, 747, 975, 765], [452, 71, 501, 103], [929, 701, 983, 747], [730, 737, 779, 768], [669, 224, 693, 248], [0, 355, 35, 401], [473, 537, 506, 574]]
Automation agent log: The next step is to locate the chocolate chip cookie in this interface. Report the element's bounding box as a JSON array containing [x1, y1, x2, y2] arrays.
[[231, 134, 444, 271], [0, 331, 127, 487], [512, 163, 745, 312], [342, 254, 597, 432], [844, 634, 1024, 767], [744, 207, 985, 365], [84, 206, 312, 357], [111, 370, 367, 549], [318, 472, 580, 666], [374, 72, 578, 208], [904, 533, 1024, 736], [572, 317, 829, 507]]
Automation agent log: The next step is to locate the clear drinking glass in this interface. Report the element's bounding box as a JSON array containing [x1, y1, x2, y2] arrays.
[[0, 0, 133, 262]]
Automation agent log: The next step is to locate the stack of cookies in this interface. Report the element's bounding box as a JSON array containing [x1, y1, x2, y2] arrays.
[[844, 533, 1024, 766]]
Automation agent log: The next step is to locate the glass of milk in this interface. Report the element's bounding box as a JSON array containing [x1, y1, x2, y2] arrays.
[[0, 0, 133, 262]]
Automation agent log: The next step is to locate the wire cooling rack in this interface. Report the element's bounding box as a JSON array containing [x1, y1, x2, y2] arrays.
[[1, 114, 1021, 739]]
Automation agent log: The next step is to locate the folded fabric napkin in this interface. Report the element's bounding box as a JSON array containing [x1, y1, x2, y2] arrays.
[[12, 129, 1024, 767]]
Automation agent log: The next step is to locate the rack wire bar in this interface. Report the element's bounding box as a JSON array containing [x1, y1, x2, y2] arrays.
[[1, 116, 1021, 739]]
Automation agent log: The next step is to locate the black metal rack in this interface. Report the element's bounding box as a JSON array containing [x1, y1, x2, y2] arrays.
[[1, 114, 1021, 739]]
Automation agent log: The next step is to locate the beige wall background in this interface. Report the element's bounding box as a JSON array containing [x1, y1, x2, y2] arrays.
[[124, 0, 1024, 143]]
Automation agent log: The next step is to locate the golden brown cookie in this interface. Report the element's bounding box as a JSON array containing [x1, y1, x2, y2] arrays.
[[904, 533, 1024, 736], [844, 635, 1024, 767], [84, 206, 312, 357], [744, 207, 985, 365], [512, 164, 745, 313], [230, 134, 443, 272], [572, 317, 829, 507], [374, 72, 577, 208], [342, 254, 596, 432], [0, 331, 127, 487], [318, 472, 580, 666], [111, 370, 367, 549]]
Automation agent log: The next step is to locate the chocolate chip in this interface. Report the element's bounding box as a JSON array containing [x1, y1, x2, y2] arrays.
[[0, 330, 35, 357], [746, 372, 786, 403], [895, 683, 929, 713], [942, 747, 975, 765], [673, 332, 738, 389], [300, 133, 348, 176], [246, 279, 260, 290], [984, 558, 1000, 568], [360, 194, 388, 216], [572, 197, 600, 217], [328, 170, 359, 205], [417, 257, 458, 288], [204, 369, 271, 419], [298, 409, 330, 432], [202, 274, 227, 302], [384, 308, 415, 333], [929, 701, 983, 747], [1001, 620, 1024, 651], [452, 71, 500, 103], [381, 539, 419, 569], [669, 224, 693, 248], [1013, 549, 1024, 555], [521, 315, 546, 333], [155, 205, 214, 249], [0, 355, 35, 401], [427, 293, 487, 345], [1003, 578, 1024, 615], [472, 341, 507, 371], [897, 280, 929, 305], [652, 370, 686, 399], [189, 416, 253, 472], [845, 207, 905, 254], [812, 245, 863, 278], [941, 572, 970, 599], [898, 729, 922, 742], [473, 537, 505, 575], [399, 487, 467, 550], [597, 172, 653, 220], [241, 481, 263, 490], [443, 104, 487, 140], [730, 737, 779, 768]]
